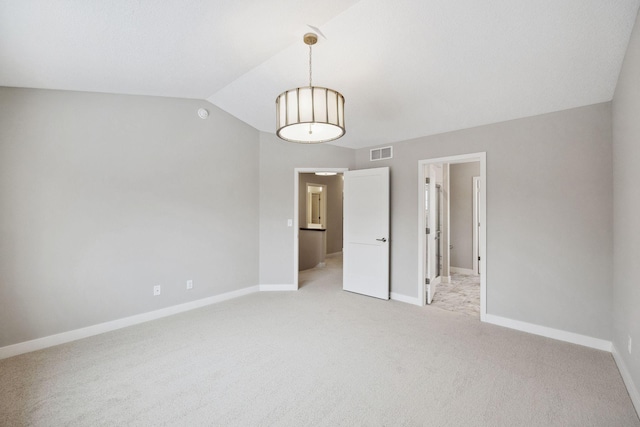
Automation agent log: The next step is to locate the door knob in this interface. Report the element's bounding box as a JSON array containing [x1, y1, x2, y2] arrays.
[[376, 238, 387, 242]]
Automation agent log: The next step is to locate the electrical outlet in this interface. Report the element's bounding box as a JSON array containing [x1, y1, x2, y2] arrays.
[[153, 285, 161, 296], [186, 280, 193, 290], [628, 335, 633, 354]]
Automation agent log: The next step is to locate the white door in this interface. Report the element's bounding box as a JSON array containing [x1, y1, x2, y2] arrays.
[[425, 165, 442, 304], [343, 167, 390, 299], [425, 176, 434, 303]]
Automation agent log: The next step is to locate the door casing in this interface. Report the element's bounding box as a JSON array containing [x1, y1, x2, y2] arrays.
[[473, 176, 481, 276]]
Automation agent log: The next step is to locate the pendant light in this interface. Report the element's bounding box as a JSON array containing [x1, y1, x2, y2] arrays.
[[275, 33, 345, 144]]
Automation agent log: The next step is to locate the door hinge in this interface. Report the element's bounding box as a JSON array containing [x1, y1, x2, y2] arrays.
[[425, 177, 430, 184], [426, 227, 430, 234], [425, 278, 430, 285]]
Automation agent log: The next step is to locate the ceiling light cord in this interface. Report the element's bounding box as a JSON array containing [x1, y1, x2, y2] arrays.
[[308, 44, 313, 134], [308, 44, 313, 88]]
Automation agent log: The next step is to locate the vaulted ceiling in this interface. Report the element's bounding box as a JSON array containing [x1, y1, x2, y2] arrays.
[[1, 0, 638, 149]]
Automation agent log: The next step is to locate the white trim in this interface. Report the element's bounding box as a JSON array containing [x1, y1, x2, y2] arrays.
[[259, 284, 297, 291], [484, 314, 612, 352], [0, 285, 260, 360], [612, 345, 640, 417], [472, 176, 480, 275], [390, 292, 421, 306], [418, 152, 487, 322], [450, 266, 474, 275], [305, 182, 327, 228], [294, 168, 349, 290]]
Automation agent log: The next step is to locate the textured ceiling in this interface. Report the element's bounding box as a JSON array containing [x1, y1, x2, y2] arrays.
[[1, 0, 639, 149]]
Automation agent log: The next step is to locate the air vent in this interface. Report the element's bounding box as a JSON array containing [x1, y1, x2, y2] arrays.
[[370, 146, 393, 161]]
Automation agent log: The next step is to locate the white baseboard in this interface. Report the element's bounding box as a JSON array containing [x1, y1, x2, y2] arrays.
[[612, 344, 640, 417], [259, 284, 297, 291], [391, 292, 422, 306], [484, 314, 612, 352], [0, 285, 260, 360], [450, 267, 474, 275]]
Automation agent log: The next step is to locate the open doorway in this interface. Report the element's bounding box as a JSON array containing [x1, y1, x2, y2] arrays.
[[294, 168, 348, 289], [418, 153, 487, 320]]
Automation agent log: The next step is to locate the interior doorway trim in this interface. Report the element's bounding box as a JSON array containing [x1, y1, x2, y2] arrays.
[[472, 176, 480, 276], [294, 167, 349, 290], [417, 153, 487, 320]]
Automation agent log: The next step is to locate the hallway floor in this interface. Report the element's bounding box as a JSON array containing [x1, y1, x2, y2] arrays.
[[431, 272, 480, 317]]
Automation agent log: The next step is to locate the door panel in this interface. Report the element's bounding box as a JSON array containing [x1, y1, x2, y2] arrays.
[[343, 167, 389, 300], [426, 165, 443, 304]]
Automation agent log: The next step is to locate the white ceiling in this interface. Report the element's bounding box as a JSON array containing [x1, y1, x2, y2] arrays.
[[1, 0, 638, 149]]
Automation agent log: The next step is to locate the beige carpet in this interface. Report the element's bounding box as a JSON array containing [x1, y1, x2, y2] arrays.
[[1, 254, 638, 426], [431, 273, 481, 317]]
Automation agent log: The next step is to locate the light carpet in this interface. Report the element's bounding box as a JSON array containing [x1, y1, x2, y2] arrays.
[[1, 254, 638, 426]]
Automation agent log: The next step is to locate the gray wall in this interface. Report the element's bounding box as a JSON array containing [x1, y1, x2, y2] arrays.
[[259, 132, 354, 285], [355, 103, 613, 340], [450, 162, 480, 270], [298, 173, 343, 254], [0, 87, 259, 347], [298, 229, 325, 271], [0, 86, 623, 360], [324, 174, 344, 255], [612, 8, 640, 398]]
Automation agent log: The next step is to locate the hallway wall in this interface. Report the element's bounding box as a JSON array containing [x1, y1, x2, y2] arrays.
[[449, 162, 480, 270], [258, 133, 355, 285]]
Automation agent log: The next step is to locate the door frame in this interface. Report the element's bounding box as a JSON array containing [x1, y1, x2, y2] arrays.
[[417, 153, 487, 320], [305, 182, 328, 228], [294, 168, 349, 289], [473, 176, 480, 275]]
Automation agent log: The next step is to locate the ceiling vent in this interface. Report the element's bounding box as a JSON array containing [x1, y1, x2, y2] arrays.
[[370, 146, 393, 161]]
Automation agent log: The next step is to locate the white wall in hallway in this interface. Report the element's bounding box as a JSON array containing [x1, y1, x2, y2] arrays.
[[450, 162, 481, 270]]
